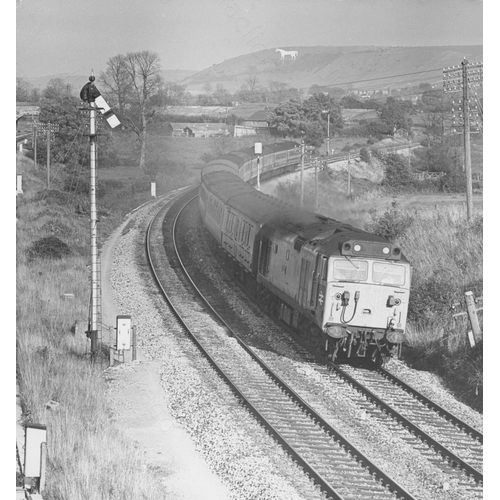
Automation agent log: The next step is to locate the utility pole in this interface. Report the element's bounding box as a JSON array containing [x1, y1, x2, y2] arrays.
[[322, 110, 330, 156], [462, 60, 473, 220], [314, 158, 319, 212], [31, 121, 38, 169], [37, 122, 59, 189], [347, 151, 351, 197], [300, 141, 305, 207], [443, 59, 483, 221]]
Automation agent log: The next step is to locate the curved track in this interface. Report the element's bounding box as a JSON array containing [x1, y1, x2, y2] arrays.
[[332, 364, 483, 486], [146, 189, 416, 500]]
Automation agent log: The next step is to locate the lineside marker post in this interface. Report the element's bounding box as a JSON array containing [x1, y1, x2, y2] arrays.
[[255, 142, 262, 190]]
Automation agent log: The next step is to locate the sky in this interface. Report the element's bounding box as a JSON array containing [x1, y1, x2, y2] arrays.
[[16, 0, 484, 80]]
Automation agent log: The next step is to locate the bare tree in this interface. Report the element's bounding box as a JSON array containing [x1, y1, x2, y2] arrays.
[[100, 51, 164, 170], [99, 54, 132, 115]]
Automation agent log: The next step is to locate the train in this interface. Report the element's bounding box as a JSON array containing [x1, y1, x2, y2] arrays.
[[198, 141, 411, 364]]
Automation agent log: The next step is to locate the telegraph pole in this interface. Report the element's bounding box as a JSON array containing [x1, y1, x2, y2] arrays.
[[300, 141, 305, 207], [347, 151, 351, 197], [443, 59, 483, 221], [37, 122, 59, 189], [314, 158, 319, 212], [462, 60, 473, 220]]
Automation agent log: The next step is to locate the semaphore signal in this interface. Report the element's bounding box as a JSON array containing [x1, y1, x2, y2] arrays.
[[79, 72, 120, 359]]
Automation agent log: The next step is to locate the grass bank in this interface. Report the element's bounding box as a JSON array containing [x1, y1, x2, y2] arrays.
[[15, 152, 184, 499]]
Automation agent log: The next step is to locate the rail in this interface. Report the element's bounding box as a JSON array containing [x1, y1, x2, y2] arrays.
[[146, 192, 416, 500]]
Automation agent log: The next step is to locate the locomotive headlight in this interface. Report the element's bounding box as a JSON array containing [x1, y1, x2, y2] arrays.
[[386, 330, 406, 344], [353, 244, 361, 252], [326, 325, 348, 338], [383, 246, 390, 255]]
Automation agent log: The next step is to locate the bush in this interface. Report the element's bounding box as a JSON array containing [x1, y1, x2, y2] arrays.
[[366, 201, 414, 241], [382, 153, 413, 188], [359, 147, 370, 163], [34, 189, 72, 206], [439, 169, 467, 193], [26, 236, 71, 262]]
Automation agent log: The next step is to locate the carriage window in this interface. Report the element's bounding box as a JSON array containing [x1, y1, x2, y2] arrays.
[[286, 250, 290, 260], [372, 262, 406, 286], [333, 259, 368, 281]]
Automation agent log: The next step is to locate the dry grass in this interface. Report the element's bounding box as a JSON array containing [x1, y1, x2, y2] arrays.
[[16, 154, 170, 498]]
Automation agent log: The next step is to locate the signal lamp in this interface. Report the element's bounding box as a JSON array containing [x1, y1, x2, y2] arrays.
[[383, 247, 390, 254], [392, 247, 401, 256], [343, 243, 351, 251], [353, 244, 361, 252]]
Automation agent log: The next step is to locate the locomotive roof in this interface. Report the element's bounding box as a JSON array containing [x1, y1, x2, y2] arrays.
[[207, 141, 299, 168]]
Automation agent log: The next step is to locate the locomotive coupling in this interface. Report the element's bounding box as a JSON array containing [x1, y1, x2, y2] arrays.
[[341, 290, 360, 306]]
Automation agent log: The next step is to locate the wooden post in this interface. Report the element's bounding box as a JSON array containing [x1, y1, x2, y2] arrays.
[[39, 442, 47, 493], [132, 326, 137, 361], [300, 142, 305, 207], [46, 128, 51, 189], [465, 291, 481, 342], [315, 159, 319, 212]]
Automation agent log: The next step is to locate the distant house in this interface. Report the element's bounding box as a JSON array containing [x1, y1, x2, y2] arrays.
[[234, 109, 273, 137], [167, 122, 230, 138]]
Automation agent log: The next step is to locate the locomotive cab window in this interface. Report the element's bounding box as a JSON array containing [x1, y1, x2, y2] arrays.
[[333, 259, 368, 281], [372, 262, 406, 286]]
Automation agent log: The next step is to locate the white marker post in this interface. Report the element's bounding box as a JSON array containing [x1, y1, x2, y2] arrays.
[[255, 142, 262, 190]]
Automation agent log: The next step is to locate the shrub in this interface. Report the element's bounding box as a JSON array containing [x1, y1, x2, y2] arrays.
[[439, 169, 467, 193], [34, 189, 72, 206], [366, 201, 414, 241], [359, 147, 370, 163], [26, 236, 71, 262], [382, 153, 413, 188]]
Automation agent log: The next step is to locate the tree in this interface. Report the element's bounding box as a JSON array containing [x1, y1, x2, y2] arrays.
[[100, 51, 164, 170], [16, 77, 32, 102], [43, 78, 72, 100], [379, 97, 414, 131], [382, 153, 413, 188], [269, 93, 343, 142], [99, 54, 132, 115], [163, 81, 186, 105]]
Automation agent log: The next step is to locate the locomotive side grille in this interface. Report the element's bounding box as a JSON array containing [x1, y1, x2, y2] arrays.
[[259, 237, 272, 277]]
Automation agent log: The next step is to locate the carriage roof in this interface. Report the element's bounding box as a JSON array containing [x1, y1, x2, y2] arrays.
[[202, 170, 407, 260]]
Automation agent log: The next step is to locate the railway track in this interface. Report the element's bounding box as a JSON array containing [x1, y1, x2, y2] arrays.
[[146, 188, 416, 500], [331, 364, 483, 490]]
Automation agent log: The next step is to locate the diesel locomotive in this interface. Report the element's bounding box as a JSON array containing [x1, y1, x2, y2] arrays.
[[199, 141, 411, 364]]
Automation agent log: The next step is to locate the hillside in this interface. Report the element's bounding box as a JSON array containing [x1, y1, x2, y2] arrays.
[[180, 45, 483, 93]]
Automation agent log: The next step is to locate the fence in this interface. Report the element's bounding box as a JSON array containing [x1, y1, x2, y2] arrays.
[[451, 291, 483, 347]]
